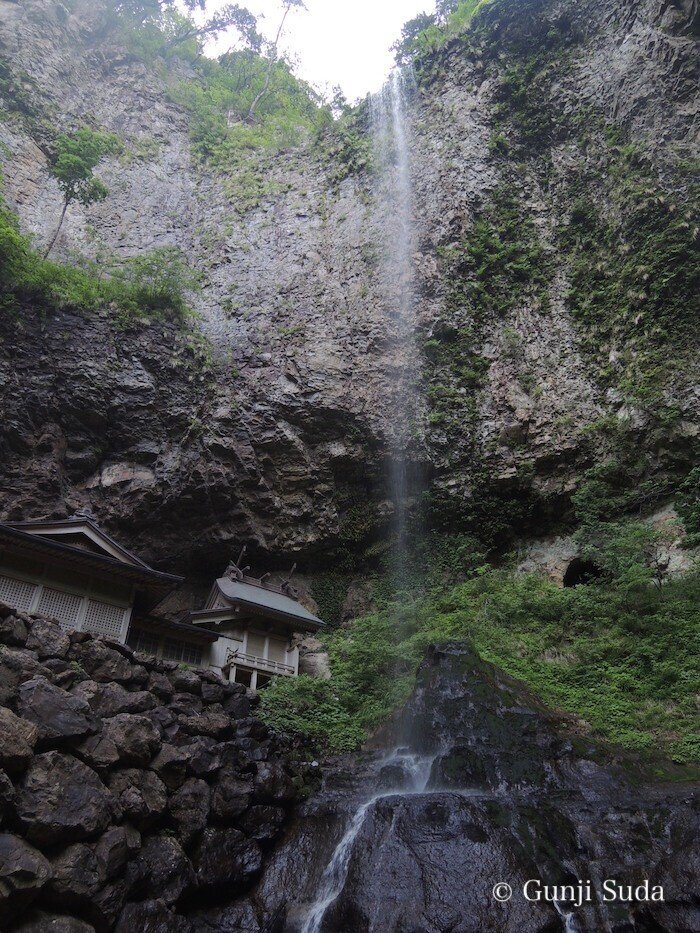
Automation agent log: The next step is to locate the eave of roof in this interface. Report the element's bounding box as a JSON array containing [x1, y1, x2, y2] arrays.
[[192, 577, 325, 631], [8, 517, 151, 568], [0, 524, 183, 590]]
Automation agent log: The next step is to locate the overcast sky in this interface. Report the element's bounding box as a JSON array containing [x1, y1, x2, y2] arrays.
[[203, 0, 432, 102]]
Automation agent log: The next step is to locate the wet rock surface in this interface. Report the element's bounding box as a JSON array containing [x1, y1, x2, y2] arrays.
[[212, 643, 699, 932], [0, 613, 311, 931]]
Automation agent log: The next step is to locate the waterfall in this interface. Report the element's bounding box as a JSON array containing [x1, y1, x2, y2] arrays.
[[300, 750, 435, 933], [370, 69, 420, 567], [300, 70, 425, 933]]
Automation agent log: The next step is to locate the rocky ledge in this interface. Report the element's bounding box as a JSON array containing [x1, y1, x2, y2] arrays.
[[0, 606, 312, 931], [233, 643, 699, 932]]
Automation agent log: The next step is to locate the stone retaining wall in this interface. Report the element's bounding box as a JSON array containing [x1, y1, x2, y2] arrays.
[[0, 605, 311, 931]]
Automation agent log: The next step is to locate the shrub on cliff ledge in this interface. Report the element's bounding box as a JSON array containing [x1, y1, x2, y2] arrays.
[[0, 193, 198, 324], [262, 563, 700, 765]]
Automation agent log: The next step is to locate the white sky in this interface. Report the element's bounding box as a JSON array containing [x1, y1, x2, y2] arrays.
[[204, 0, 433, 102]]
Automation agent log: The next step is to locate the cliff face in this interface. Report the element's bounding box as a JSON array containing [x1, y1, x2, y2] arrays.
[[0, 0, 698, 569]]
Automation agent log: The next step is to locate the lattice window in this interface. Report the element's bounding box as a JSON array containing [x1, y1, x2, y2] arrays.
[[37, 587, 83, 630], [0, 575, 37, 613], [162, 638, 203, 666], [127, 628, 160, 655], [83, 599, 126, 639]]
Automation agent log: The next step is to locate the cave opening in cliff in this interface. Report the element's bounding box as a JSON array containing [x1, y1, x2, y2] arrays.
[[563, 558, 603, 588]]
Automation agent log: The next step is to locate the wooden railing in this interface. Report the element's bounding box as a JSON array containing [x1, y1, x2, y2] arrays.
[[225, 647, 295, 676]]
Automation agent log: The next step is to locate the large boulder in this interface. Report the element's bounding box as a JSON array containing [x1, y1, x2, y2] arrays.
[[0, 769, 16, 826], [48, 842, 107, 904], [72, 681, 156, 718], [95, 825, 140, 881], [17, 677, 99, 748], [147, 671, 175, 702], [101, 713, 162, 766], [0, 833, 52, 925], [210, 768, 253, 823], [130, 835, 195, 902], [68, 641, 139, 685], [238, 805, 286, 843], [0, 613, 28, 647], [168, 778, 210, 845], [0, 648, 53, 706], [254, 761, 296, 804], [0, 706, 39, 773], [177, 706, 233, 740], [168, 668, 201, 696], [108, 769, 167, 830], [17, 752, 114, 846], [12, 911, 95, 931], [115, 899, 192, 933], [191, 828, 262, 892], [75, 732, 121, 772], [47, 841, 128, 929], [25, 618, 71, 660], [182, 736, 223, 778], [200, 682, 224, 704], [150, 744, 189, 791]]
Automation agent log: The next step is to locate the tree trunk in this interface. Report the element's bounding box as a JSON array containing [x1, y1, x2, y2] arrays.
[[247, 6, 290, 123], [43, 199, 69, 259]]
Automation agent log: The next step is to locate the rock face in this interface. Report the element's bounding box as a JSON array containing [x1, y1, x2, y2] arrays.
[[0, 610, 311, 931], [0, 0, 697, 570], [220, 643, 699, 932]]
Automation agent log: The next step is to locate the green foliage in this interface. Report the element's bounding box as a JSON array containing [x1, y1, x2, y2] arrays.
[[0, 58, 46, 128], [320, 116, 374, 187], [492, 56, 565, 151], [110, 0, 260, 61], [561, 146, 700, 401], [106, 0, 330, 203], [111, 247, 201, 318], [0, 192, 197, 323], [166, 51, 330, 206], [570, 458, 675, 588], [262, 566, 700, 763], [259, 675, 365, 752], [443, 185, 552, 320], [393, 0, 491, 64], [310, 573, 354, 628], [676, 467, 700, 547], [49, 129, 122, 208]]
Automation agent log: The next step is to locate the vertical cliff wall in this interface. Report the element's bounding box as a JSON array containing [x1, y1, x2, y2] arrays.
[[0, 0, 697, 569]]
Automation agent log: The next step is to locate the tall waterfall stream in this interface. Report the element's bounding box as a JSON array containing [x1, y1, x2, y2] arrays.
[[300, 68, 425, 933]]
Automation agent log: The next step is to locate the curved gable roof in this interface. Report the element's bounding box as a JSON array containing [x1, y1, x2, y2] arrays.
[[214, 577, 324, 629]]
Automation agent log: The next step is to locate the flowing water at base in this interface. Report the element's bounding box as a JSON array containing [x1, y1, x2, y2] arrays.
[[300, 749, 436, 933]]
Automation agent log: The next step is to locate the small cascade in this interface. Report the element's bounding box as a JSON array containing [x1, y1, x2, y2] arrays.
[[300, 748, 437, 933], [553, 900, 580, 932]]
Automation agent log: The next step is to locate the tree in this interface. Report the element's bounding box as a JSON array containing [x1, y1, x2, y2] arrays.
[[163, 3, 262, 51], [391, 12, 437, 65], [44, 129, 121, 258], [113, 0, 260, 53], [114, 0, 206, 22], [435, 0, 460, 22], [246, 0, 306, 123]]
